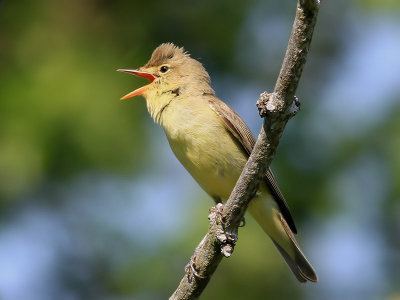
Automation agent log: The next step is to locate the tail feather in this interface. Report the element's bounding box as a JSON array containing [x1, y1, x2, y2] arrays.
[[271, 240, 307, 282], [276, 213, 318, 282], [247, 191, 318, 283]]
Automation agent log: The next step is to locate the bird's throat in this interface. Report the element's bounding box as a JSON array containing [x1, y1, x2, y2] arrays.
[[145, 91, 177, 125]]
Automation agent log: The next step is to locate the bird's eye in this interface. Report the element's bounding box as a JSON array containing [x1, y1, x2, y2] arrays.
[[160, 65, 169, 73]]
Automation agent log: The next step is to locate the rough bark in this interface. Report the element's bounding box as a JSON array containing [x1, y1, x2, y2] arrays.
[[170, 1, 320, 299]]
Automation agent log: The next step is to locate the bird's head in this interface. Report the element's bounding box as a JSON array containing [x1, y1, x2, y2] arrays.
[[118, 43, 214, 101], [118, 43, 215, 124]]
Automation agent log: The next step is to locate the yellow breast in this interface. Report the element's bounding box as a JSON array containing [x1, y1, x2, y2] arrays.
[[161, 98, 248, 200]]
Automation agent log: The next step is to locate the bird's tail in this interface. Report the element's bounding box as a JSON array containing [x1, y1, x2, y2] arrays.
[[247, 189, 318, 283]]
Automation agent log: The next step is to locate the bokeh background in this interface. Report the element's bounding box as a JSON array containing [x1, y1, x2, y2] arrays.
[[1, 0, 400, 299]]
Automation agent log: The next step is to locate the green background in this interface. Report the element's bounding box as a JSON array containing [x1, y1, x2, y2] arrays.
[[0, 0, 399, 299]]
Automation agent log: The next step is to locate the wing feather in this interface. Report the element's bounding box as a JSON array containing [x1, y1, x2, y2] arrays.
[[208, 97, 297, 233]]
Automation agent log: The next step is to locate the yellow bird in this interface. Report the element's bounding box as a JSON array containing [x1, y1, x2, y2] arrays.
[[118, 43, 317, 283]]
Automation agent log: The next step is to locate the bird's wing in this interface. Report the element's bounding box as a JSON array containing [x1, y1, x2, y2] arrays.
[[208, 97, 297, 233]]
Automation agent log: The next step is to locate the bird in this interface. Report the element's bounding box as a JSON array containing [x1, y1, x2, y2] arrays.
[[118, 43, 317, 283]]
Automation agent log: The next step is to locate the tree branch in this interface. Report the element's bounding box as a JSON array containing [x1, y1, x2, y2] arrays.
[[170, 1, 320, 299]]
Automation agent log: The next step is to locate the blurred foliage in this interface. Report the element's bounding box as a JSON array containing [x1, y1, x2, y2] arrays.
[[0, 0, 400, 299], [355, 0, 400, 11], [0, 0, 251, 203]]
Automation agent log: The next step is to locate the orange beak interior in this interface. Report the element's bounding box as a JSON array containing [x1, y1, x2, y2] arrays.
[[117, 69, 157, 100]]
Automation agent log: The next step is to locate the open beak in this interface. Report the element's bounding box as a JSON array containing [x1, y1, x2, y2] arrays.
[[117, 69, 158, 100]]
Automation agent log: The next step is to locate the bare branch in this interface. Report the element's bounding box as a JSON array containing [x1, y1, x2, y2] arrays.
[[170, 1, 320, 299]]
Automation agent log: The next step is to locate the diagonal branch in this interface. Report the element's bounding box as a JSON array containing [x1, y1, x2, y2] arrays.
[[170, 1, 320, 299]]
